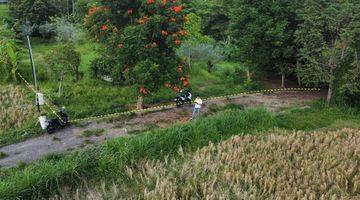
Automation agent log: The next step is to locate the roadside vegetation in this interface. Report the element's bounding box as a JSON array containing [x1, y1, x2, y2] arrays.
[[0, 105, 359, 199], [52, 128, 360, 199], [0, 108, 275, 199]]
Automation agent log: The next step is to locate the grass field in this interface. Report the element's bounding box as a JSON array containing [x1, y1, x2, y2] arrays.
[[1, 105, 359, 199], [0, 108, 275, 199], [52, 128, 360, 199], [0, 4, 9, 20]]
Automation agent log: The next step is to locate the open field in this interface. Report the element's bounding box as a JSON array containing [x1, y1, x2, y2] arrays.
[[52, 128, 360, 199], [0, 4, 9, 20]]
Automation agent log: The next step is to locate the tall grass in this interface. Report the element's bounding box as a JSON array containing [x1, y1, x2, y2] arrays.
[[0, 85, 35, 131], [0, 85, 43, 146], [52, 128, 360, 199], [0, 108, 275, 199]]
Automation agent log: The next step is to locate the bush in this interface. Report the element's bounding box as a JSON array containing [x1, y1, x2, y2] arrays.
[[38, 22, 55, 39], [0, 108, 275, 199], [52, 17, 81, 43], [177, 41, 225, 66]]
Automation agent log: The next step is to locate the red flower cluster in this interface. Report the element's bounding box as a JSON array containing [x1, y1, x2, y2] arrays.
[[147, 0, 155, 4], [172, 6, 183, 13], [127, 9, 134, 15], [139, 15, 150, 25], [88, 6, 108, 16], [101, 25, 108, 31], [139, 87, 149, 94], [174, 39, 181, 45]]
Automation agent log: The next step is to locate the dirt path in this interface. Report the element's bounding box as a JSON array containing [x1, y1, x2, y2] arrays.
[[0, 91, 324, 168]]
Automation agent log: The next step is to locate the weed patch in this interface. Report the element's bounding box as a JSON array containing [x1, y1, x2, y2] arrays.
[[82, 129, 105, 138]]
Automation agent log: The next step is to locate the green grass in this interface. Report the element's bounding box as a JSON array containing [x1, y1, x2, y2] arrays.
[[0, 152, 7, 159], [82, 129, 105, 137], [0, 108, 275, 199], [276, 101, 360, 131], [0, 4, 9, 20]]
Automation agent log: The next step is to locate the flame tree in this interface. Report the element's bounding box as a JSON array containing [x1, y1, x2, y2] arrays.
[[86, 0, 190, 109]]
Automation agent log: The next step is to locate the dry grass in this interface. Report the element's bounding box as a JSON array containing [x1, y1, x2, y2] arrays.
[[0, 85, 36, 131], [51, 128, 360, 199]]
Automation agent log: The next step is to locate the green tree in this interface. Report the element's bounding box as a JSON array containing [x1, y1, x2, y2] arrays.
[[45, 43, 81, 96], [190, 0, 232, 41], [229, 0, 299, 88], [87, 0, 189, 109], [295, 0, 360, 103], [9, 0, 69, 31]]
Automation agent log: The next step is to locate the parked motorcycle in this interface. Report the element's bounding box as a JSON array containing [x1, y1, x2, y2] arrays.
[[174, 89, 192, 107], [44, 107, 69, 134]]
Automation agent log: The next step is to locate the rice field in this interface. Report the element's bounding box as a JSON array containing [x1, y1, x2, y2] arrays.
[[0, 85, 36, 131], [52, 128, 360, 199]]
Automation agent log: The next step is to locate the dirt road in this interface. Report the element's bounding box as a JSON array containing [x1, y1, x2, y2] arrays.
[[0, 91, 324, 168]]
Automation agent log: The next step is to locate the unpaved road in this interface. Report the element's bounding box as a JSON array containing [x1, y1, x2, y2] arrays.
[[0, 91, 324, 168]]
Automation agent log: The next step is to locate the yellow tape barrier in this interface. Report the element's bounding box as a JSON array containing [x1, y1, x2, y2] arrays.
[[17, 72, 64, 122], [17, 72, 321, 123], [69, 87, 321, 123]]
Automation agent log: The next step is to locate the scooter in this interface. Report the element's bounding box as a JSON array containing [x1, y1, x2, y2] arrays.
[[39, 107, 69, 134], [174, 89, 192, 107]]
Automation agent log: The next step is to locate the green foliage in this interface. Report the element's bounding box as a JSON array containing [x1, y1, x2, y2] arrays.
[[38, 22, 55, 39], [87, 0, 189, 94], [295, 0, 360, 102], [9, 0, 60, 30], [229, 0, 298, 76], [0, 108, 275, 199], [52, 17, 82, 43], [0, 22, 21, 83], [0, 152, 8, 159], [0, 4, 9, 21], [177, 41, 224, 67], [45, 43, 82, 82], [189, 0, 231, 41]]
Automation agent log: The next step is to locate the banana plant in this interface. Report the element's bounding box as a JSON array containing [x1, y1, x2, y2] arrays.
[[0, 39, 20, 82]]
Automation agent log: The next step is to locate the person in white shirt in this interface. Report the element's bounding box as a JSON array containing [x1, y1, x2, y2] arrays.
[[191, 95, 203, 119]]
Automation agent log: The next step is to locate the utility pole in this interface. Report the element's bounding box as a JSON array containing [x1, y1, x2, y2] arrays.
[[26, 35, 40, 113]]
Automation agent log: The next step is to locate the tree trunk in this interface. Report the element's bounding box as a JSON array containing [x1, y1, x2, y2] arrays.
[[326, 77, 333, 104], [58, 71, 64, 96], [281, 73, 285, 88], [297, 74, 301, 86], [58, 81, 62, 97], [136, 95, 143, 110], [246, 70, 251, 82], [326, 55, 336, 104]]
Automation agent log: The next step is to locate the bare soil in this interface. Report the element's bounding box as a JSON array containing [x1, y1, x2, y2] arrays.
[[0, 91, 324, 168]]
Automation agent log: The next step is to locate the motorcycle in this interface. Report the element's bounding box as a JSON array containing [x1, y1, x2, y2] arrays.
[[45, 107, 69, 134], [174, 89, 192, 107]]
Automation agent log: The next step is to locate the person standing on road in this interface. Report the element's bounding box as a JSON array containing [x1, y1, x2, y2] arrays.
[[191, 95, 203, 119]]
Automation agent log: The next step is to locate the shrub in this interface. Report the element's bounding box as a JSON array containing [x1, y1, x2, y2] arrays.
[[52, 17, 81, 43], [38, 22, 55, 39]]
